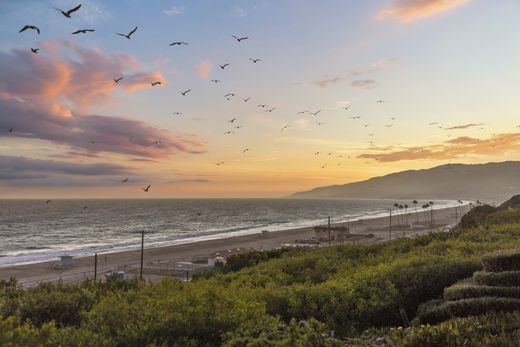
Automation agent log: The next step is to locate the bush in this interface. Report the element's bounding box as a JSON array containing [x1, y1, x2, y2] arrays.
[[444, 284, 520, 301], [482, 249, 520, 272], [458, 205, 497, 229], [473, 270, 520, 287], [486, 209, 520, 226], [418, 297, 520, 324]]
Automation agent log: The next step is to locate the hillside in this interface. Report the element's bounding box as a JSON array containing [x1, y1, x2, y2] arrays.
[[290, 161, 520, 201]]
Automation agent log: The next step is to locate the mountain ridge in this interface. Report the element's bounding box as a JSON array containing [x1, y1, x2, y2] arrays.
[[289, 161, 520, 201]]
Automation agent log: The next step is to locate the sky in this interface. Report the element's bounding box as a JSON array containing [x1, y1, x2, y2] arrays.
[[0, 0, 519, 198]]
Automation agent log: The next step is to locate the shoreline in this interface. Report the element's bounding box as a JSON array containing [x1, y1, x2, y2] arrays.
[[0, 205, 464, 286]]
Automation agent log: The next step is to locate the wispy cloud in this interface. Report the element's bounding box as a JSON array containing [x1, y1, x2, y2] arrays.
[[377, 0, 471, 22], [163, 5, 185, 16], [349, 58, 399, 76], [312, 76, 343, 88], [195, 59, 212, 78], [231, 6, 247, 17], [443, 123, 483, 130], [0, 155, 130, 181], [358, 133, 520, 162], [351, 79, 377, 89]]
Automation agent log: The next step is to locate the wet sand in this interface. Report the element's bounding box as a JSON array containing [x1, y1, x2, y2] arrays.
[[0, 206, 462, 286]]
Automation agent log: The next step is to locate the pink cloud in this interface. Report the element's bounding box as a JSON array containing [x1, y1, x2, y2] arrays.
[[377, 0, 470, 22], [195, 59, 212, 78], [0, 42, 206, 159]]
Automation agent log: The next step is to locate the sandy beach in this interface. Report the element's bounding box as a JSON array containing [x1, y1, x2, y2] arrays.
[[0, 206, 463, 287]]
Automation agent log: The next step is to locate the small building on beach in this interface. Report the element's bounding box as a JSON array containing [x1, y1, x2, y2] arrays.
[[208, 247, 254, 266]]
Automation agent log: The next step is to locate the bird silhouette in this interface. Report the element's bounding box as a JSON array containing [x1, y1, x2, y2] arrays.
[[173, 112, 182, 116], [8, 128, 14, 133], [224, 131, 235, 135], [297, 111, 308, 114], [224, 93, 236, 98], [19, 25, 40, 34], [243, 97, 251, 102], [243, 148, 250, 153], [116, 26, 138, 39], [53, 4, 81, 18], [363, 124, 370, 128], [151, 81, 162, 87], [232, 35, 248, 42], [343, 106, 351, 110], [249, 58, 261, 63], [142, 185, 151, 192], [257, 104, 268, 108], [350, 116, 361, 119], [376, 100, 385, 103], [220, 63, 230, 70], [210, 79, 220, 83], [215, 162, 224, 166], [181, 89, 191, 96], [169, 41, 188, 46], [265, 107, 276, 112], [235, 125, 242, 129], [281, 125, 291, 132], [228, 118, 237, 123], [45, 200, 52, 204], [121, 178, 129, 182], [113, 77, 124, 83], [30, 48, 39, 53], [309, 110, 321, 116], [316, 122, 324, 126], [72, 29, 95, 34], [314, 152, 320, 155]]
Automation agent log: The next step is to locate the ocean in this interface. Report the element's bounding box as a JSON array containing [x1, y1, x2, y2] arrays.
[[0, 198, 459, 267]]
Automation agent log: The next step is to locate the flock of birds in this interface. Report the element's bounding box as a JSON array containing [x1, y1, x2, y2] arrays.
[[9, 3, 502, 202]]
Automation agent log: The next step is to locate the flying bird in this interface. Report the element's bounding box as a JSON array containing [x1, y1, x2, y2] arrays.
[[210, 79, 220, 83], [30, 48, 39, 53], [314, 152, 320, 155], [46, 200, 52, 204], [224, 93, 236, 98], [151, 81, 162, 87], [151, 141, 162, 146], [343, 106, 351, 111], [257, 104, 268, 108], [265, 107, 276, 112], [249, 58, 261, 63], [173, 112, 182, 116], [363, 124, 370, 128], [53, 4, 81, 18], [309, 110, 321, 116], [232, 35, 248, 42], [113, 77, 124, 83], [297, 111, 308, 115], [243, 148, 250, 153], [142, 185, 151, 192], [281, 125, 291, 132], [220, 63, 230, 70], [315, 122, 324, 126], [121, 178, 129, 182], [228, 118, 236, 123], [72, 29, 95, 34], [19, 25, 40, 34], [169, 41, 188, 46], [376, 100, 385, 103], [116, 26, 138, 39], [224, 131, 235, 135], [243, 97, 251, 102], [215, 162, 224, 166], [235, 125, 242, 129], [181, 89, 191, 96]]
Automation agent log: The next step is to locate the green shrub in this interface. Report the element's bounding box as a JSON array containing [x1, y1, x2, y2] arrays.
[[482, 249, 520, 272], [444, 284, 520, 301], [473, 270, 520, 287], [223, 317, 342, 347], [418, 297, 520, 324], [458, 205, 497, 229], [486, 209, 520, 226]]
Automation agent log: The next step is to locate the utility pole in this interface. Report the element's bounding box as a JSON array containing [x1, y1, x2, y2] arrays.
[[389, 210, 392, 241], [140, 230, 144, 280], [328, 216, 331, 246], [94, 252, 98, 281]]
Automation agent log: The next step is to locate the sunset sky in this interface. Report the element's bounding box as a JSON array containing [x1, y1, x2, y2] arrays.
[[0, 0, 519, 198]]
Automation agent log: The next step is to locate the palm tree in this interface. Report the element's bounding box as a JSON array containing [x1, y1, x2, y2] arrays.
[[429, 201, 435, 230], [394, 203, 400, 225], [413, 200, 419, 222], [404, 204, 409, 225], [399, 205, 404, 225], [422, 204, 430, 226]]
